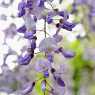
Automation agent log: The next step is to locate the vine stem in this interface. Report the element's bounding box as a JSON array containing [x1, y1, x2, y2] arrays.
[[44, 17, 47, 38]]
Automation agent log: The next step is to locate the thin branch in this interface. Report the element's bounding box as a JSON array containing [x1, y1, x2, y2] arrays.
[[44, 17, 47, 38]]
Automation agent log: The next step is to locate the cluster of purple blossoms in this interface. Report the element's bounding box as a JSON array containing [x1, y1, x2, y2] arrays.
[[16, 0, 76, 65], [0, 0, 77, 95]]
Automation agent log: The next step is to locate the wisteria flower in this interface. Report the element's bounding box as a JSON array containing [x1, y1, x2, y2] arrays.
[[39, 37, 58, 53], [35, 58, 51, 72]]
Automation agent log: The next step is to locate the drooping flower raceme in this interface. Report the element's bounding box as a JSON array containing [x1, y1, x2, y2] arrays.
[[0, 0, 77, 95]]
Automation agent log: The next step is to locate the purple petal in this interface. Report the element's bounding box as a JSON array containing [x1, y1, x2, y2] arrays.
[[18, 9, 26, 17], [17, 25, 26, 33], [44, 70, 49, 78], [26, 0, 33, 9], [22, 82, 35, 95], [54, 76, 65, 87], [47, 53, 53, 62], [62, 50, 75, 58], [61, 21, 76, 31], [58, 11, 69, 20], [24, 32, 34, 39], [31, 41, 36, 49], [59, 48, 75, 58], [18, 1, 26, 11], [46, 17, 53, 24], [18, 54, 32, 65]]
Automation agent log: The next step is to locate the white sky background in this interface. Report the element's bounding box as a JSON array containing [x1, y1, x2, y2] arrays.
[[0, 0, 86, 72]]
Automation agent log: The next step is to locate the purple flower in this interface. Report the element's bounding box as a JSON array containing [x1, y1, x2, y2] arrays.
[[46, 53, 53, 62], [59, 48, 75, 58], [58, 11, 65, 17], [31, 41, 36, 50], [35, 59, 51, 72], [18, 54, 32, 65], [63, 50, 75, 58], [18, 9, 26, 17], [50, 67, 65, 87], [17, 1, 26, 17], [47, 11, 56, 18], [24, 32, 34, 39], [17, 25, 27, 33], [39, 37, 57, 52], [53, 75, 65, 87], [61, 21, 76, 31], [59, 11, 69, 20], [46, 17, 53, 24], [18, 1, 26, 11], [53, 34, 63, 43], [26, 0, 33, 9], [44, 70, 49, 78]]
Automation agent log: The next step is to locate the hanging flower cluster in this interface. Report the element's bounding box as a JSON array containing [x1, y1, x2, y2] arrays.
[[0, 0, 77, 95]]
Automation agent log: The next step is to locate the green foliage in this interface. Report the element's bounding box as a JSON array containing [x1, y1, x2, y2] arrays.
[[68, 39, 94, 95]]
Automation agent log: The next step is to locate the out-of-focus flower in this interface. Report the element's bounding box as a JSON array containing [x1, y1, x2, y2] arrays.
[[0, 0, 14, 8], [83, 47, 95, 61], [4, 23, 17, 38], [0, 14, 7, 21]]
